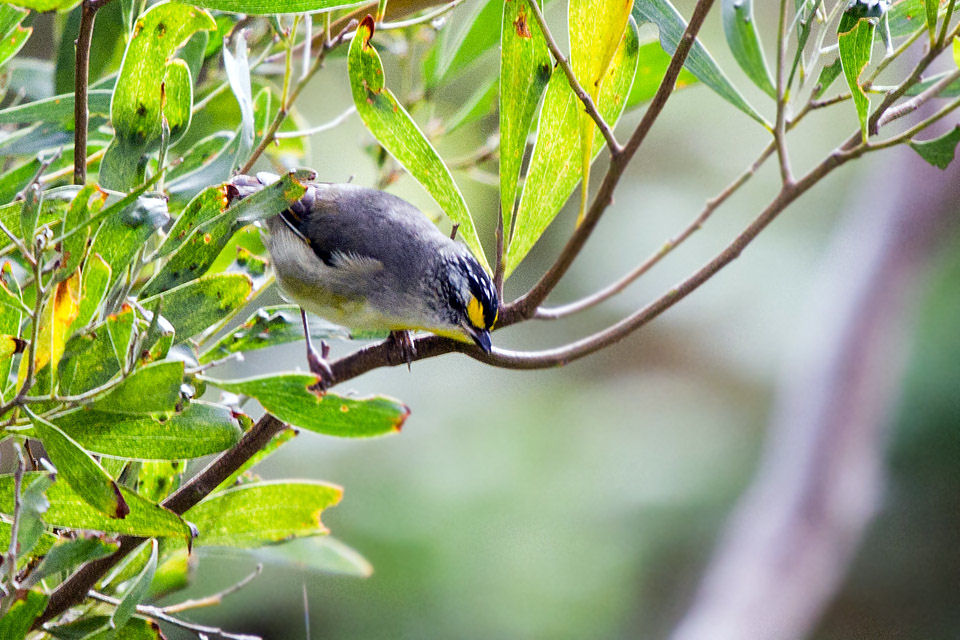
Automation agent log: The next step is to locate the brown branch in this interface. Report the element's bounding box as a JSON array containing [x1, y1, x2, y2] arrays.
[[73, 0, 113, 185]]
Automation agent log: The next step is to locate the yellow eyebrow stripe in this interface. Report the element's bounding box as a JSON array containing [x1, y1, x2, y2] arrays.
[[467, 296, 485, 329]]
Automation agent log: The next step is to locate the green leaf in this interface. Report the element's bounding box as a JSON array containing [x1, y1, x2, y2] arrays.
[[71, 253, 111, 332], [141, 273, 253, 343], [186, 480, 342, 547], [888, 0, 931, 38], [0, 589, 47, 639], [349, 17, 488, 271], [838, 14, 877, 141], [428, 0, 502, 86], [924, 0, 939, 39], [0, 6, 30, 70], [500, 0, 552, 231], [46, 615, 165, 640], [88, 360, 184, 415], [0, 90, 111, 125], [722, 0, 776, 97], [506, 18, 639, 276], [87, 194, 169, 287], [50, 401, 242, 459], [202, 373, 410, 437], [570, 0, 632, 221], [198, 304, 349, 364], [29, 410, 131, 519], [29, 536, 120, 586], [11, 472, 54, 559], [100, 3, 215, 190], [137, 460, 185, 503], [626, 39, 698, 108], [113, 539, 157, 629], [55, 184, 100, 284], [633, 0, 769, 126], [0, 264, 22, 402], [58, 299, 133, 396], [242, 535, 373, 577], [177, 0, 365, 13], [813, 56, 843, 98], [908, 124, 960, 169], [0, 472, 191, 538]]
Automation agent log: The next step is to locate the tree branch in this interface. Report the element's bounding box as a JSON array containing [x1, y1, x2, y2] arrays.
[[73, 0, 112, 185], [774, 0, 794, 185], [34, 414, 287, 627], [508, 0, 717, 322]]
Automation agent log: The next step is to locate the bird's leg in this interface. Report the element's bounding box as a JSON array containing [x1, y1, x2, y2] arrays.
[[388, 330, 416, 370], [301, 308, 334, 391]]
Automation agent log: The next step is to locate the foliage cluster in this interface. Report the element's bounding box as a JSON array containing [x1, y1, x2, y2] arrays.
[[0, 0, 956, 636]]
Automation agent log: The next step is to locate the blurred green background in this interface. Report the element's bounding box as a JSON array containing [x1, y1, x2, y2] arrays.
[[141, 4, 960, 637]]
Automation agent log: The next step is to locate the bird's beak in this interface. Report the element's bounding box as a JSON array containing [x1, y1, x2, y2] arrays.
[[465, 327, 492, 353]]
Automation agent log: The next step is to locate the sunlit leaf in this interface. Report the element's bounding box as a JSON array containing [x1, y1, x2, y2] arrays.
[[0, 589, 47, 639], [50, 401, 242, 459], [87, 194, 169, 287], [908, 124, 960, 169], [30, 411, 130, 519], [506, 18, 639, 276], [349, 16, 488, 271], [87, 360, 184, 415], [186, 480, 342, 547], [722, 0, 775, 97], [141, 273, 253, 343], [46, 615, 165, 640], [838, 13, 877, 141], [0, 5, 30, 70], [0, 472, 191, 538], [633, 0, 769, 126], [100, 2, 215, 189], [137, 460, 185, 503], [500, 0, 552, 230], [570, 0, 632, 221], [202, 373, 410, 437], [0, 264, 22, 402]]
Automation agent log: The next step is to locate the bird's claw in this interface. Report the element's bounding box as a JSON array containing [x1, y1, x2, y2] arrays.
[[307, 340, 334, 392], [388, 330, 416, 370]]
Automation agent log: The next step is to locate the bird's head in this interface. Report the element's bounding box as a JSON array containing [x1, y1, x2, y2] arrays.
[[434, 252, 499, 352]]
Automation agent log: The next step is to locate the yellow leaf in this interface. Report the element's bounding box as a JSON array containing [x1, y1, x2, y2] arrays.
[[569, 0, 632, 223], [18, 270, 81, 388]]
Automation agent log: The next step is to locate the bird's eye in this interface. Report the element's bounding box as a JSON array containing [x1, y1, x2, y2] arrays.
[[466, 295, 486, 329]]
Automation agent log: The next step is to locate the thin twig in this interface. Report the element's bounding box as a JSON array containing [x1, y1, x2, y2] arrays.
[[537, 141, 777, 320], [774, 0, 794, 185], [88, 591, 261, 640], [240, 21, 356, 174], [875, 68, 960, 130], [937, 0, 958, 47], [523, 0, 621, 155], [3, 444, 25, 588], [161, 565, 263, 614], [274, 106, 356, 139]]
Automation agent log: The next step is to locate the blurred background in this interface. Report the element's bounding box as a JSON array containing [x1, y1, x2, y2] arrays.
[[16, 0, 957, 637]]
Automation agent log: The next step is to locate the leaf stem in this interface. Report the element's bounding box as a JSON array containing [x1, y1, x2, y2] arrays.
[[523, 0, 622, 155], [775, 0, 794, 185]]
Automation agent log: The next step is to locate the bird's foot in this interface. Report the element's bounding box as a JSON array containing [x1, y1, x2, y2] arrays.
[[306, 339, 334, 392], [388, 330, 416, 370]]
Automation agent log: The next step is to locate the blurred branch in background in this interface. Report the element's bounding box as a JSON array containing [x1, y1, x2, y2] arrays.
[[670, 146, 960, 640]]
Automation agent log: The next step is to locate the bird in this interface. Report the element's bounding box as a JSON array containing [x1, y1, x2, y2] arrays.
[[227, 173, 499, 389]]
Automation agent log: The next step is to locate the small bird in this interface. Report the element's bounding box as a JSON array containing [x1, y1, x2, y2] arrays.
[[228, 173, 499, 388]]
